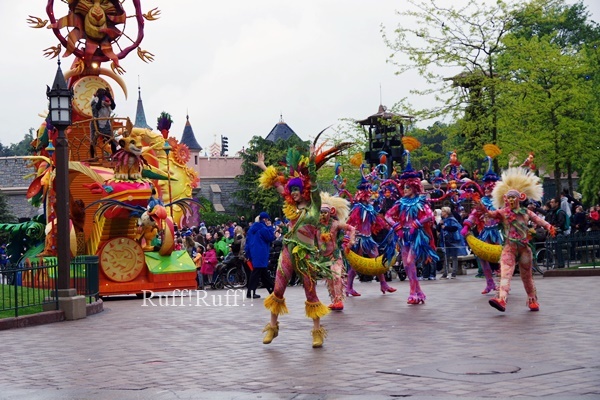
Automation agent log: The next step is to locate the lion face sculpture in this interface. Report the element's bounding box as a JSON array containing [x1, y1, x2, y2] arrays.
[[113, 136, 144, 181]]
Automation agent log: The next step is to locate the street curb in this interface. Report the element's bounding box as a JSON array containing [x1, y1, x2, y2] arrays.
[[543, 268, 600, 277], [0, 298, 103, 331]]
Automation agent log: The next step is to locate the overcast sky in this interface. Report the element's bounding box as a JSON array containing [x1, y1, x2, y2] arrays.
[[1, 1, 599, 154]]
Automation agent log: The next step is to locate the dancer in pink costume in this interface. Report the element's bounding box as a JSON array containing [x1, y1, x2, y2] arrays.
[[482, 167, 556, 312], [319, 193, 355, 311], [383, 142, 438, 305], [461, 146, 504, 294], [345, 176, 397, 296]]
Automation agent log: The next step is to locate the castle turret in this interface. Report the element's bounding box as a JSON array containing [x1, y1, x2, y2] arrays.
[[134, 85, 152, 130]]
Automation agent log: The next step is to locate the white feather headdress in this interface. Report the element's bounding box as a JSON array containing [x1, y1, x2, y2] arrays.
[[320, 192, 350, 223], [491, 167, 543, 209]]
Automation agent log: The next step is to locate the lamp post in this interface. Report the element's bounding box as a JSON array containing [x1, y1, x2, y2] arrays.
[[47, 59, 73, 291], [163, 141, 173, 220]]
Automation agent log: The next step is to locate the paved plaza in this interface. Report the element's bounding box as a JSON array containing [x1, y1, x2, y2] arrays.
[[0, 275, 599, 399]]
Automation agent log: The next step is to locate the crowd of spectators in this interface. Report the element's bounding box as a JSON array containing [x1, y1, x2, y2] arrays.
[[173, 216, 289, 290]]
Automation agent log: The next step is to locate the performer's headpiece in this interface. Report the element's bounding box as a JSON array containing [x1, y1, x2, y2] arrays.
[[286, 176, 304, 193], [492, 167, 543, 209], [481, 144, 501, 190], [399, 136, 423, 194]]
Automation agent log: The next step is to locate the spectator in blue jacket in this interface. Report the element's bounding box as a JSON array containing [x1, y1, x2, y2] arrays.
[[439, 206, 468, 279], [244, 212, 275, 299]]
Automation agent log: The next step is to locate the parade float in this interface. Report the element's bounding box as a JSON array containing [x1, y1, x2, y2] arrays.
[[11, 0, 202, 295]]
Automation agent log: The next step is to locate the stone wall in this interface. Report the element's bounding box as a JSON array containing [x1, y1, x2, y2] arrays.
[[0, 156, 245, 221], [0, 157, 38, 221], [196, 177, 245, 215]]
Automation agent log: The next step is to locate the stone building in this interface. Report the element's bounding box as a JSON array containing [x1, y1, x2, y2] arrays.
[[0, 157, 38, 221]]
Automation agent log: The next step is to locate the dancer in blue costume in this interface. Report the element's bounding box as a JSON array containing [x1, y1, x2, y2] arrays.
[[461, 145, 504, 294], [383, 139, 438, 304]]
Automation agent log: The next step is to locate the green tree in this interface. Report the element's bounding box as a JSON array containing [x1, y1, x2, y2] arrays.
[[234, 135, 309, 220], [0, 192, 17, 243], [0, 129, 35, 156], [314, 120, 366, 196], [496, 0, 600, 198], [382, 0, 517, 171]]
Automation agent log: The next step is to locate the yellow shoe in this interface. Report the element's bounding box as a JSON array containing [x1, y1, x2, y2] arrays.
[[311, 327, 327, 348], [262, 322, 279, 344]]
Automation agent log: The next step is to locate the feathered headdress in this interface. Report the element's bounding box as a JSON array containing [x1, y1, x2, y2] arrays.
[[491, 167, 543, 209], [320, 192, 350, 223], [399, 136, 421, 180], [259, 127, 354, 205]]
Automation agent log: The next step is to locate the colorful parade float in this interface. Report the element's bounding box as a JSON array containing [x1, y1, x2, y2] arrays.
[[15, 1, 202, 296]]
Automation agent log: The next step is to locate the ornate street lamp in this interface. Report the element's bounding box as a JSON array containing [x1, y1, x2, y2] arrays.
[[163, 141, 174, 219], [47, 59, 73, 291]]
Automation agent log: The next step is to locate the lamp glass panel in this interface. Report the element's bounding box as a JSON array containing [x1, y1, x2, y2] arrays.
[[50, 97, 59, 109], [58, 96, 69, 109]]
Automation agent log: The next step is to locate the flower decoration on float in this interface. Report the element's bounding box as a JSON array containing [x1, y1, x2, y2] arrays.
[[157, 111, 173, 139]]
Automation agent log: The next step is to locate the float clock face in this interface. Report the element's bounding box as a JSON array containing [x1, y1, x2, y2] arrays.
[[100, 237, 145, 282], [72, 76, 112, 118]]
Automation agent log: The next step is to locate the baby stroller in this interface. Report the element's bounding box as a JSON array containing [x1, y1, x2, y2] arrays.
[[392, 257, 423, 281]]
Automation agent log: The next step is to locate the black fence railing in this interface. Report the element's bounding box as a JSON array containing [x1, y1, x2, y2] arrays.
[[0, 259, 58, 318], [532, 231, 600, 270], [0, 255, 99, 319]]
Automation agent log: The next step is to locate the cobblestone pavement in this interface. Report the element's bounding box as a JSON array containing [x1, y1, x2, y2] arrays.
[[0, 275, 599, 400]]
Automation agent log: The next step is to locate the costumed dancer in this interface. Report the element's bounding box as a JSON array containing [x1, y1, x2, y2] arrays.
[[383, 137, 438, 305], [319, 193, 355, 311], [346, 175, 397, 296], [461, 144, 504, 294], [253, 138, 352, 348], [483, 167, 555, 312]]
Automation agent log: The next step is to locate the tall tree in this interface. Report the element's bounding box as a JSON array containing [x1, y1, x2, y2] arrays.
[[382, 0, 517, 170], [497, 0, 600, 198]]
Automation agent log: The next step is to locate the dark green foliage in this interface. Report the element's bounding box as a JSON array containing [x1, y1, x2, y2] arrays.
[[0, 193, 17, 244], [0, 130, 35, 157], [195, 196, 233, 226], [234, 135, 309, 219]]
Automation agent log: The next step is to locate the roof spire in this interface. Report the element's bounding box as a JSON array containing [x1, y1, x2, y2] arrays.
[[180, 112, 202, 151], [133, 76, 151, 129]]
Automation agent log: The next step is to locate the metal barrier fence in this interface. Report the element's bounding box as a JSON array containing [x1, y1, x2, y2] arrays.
[[532, 231, 600, 270], [0, 259, 58, 318], [0, 255, 99, 318]]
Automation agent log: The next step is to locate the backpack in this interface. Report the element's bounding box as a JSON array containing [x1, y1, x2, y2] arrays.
[[557, 209, 571, 232]]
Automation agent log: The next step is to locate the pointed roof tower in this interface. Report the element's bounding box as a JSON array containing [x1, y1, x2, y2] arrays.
[[265, 113, 300, 142], [134, 83, 152, 129], [180, 114, 202, 151]]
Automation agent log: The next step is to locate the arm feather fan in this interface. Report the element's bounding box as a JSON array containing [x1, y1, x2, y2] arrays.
[[259, 165, 280, 189]]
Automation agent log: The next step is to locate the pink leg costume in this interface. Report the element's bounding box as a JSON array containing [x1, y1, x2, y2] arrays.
[[325, 257, 346, 306], [497, 242, 537, 307], [265, 246, 330, 318], [403, 246, 426, 304], [480, 259, 498, 294]]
